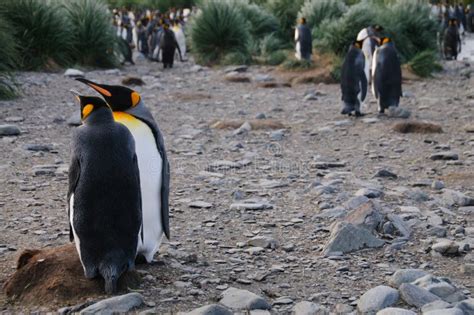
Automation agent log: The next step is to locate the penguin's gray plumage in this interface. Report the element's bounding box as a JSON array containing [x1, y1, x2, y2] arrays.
[[340, 42, 367, 117], [68, 95, 142, 293], [372, 39, 402, 113]]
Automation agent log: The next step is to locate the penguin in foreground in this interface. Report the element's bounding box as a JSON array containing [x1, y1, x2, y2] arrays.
[[68, 92, 142, 294], [76, 78, 170, 263], [371, 37, 402, 114], [340, 40, 367, 117]]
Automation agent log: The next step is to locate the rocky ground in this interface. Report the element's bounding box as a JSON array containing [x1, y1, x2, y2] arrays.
[[0, 39, 474, 314]]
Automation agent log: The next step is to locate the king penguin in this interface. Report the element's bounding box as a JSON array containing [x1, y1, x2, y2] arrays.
[[371, 37, 402, 114], [68, 92, 142, 294], [340, 40, 367, 117], [76, 78, 170, 263]]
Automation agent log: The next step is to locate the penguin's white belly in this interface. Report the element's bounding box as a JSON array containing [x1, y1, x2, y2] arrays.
[[113, 112, 163, 262], [69, 194, 85, 271]]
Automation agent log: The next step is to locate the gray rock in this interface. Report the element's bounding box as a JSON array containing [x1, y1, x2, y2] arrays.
[[387, 106, 411, 118], [374, 169, 398, 179], [0, 124, 21, 136], [345, 200, 383, 231], [357, 285, 399, 314], [323, 222, 384, 255], [387, 214, 412, 238], [432, 240, 459, 255], [430, 152, 459, 161], [345, 196, 370, 210], [389, 269, 428, 288], [225, 65, 248, 73], [183, 304, 233, 315], [189, 201, 213, 209], [24, 144, 53, 152], [247, 236, 279, 249], [270, 129, 285, 141], [427, 226, 447, 237], [431, 181, 445, 190], [304, 92, 318, 101], [376, 308, 416, 315], [5, 116, 24, 123], [273, 297, 293, 305], [255, 113, 266, 119], [412, 275, 456, 298], [292, 301, 328, 315], [442, 189, 474, 207], [230, 202, 273, 211], [421, 300, 452, 313], [233, 121, 252, 136], [423, 309, 463, 315], [455, 298, 474, 314], [404, 188, 430, 202], [355, 188, 384, 199], [67, 112, 82, 126], [64, 68, 85, 78], [399, 283, 440, 308], [219, 287, 271, 311], [79, 293, 144, 314]]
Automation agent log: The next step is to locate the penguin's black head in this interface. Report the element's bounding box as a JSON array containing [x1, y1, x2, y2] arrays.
[[75, 78, 141, 112], [71, 91, 110, 121], [353, 40, 363, 49]]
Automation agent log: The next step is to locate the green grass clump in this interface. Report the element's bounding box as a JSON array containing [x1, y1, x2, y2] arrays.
[[313, 1, 381, 55], [0, 17, 19, 99], [266, 0, 305, 41], [222, 51, 253, 65], [282, 58, 313, 70], [63, 0, 121, 68], [237, 1, 279, 38], [408, 50, 442, 78], [260, 33, 289, 56], [298, 0, 347, 29], [265, 50, 288, 65], [0, 0, 73, 70], [190, 0, 251, 64]]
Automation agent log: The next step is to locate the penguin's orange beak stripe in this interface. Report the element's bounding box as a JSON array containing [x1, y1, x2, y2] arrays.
[[88, 83, 112, 97]]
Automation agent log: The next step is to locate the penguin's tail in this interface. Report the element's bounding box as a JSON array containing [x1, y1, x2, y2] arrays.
[[100, 265, 120, 294]]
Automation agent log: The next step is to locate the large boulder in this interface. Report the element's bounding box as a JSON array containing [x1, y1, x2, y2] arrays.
[[323, 222, 384, 255]]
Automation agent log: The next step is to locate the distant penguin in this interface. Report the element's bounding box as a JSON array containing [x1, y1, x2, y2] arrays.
[[443, 18, 462, 60], [371, 37, 402, 114], [295, 17, 312, 61], [172, 22, 186, 60], [76, 79, 170, 263], [68, 92, 142, 294], [159, 23, 182, 68], [340, 41, 367, 117]]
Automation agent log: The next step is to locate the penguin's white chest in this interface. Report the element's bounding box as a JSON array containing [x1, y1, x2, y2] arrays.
[[113, 112, 163, 262]]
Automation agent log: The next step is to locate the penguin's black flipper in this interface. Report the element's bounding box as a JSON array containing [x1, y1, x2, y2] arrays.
[[67, 155, 81, 242], [133, 154, 144, 243], [127, 103, 170, 240]]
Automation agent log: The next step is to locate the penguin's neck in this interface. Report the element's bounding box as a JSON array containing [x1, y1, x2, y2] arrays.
[[84, 107, 114, 125]]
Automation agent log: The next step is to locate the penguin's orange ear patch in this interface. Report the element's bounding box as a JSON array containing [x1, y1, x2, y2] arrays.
[[382, 38, 390, 44], [131, 91, 140, 107], [88, 83, 112, 97], [82, 104, 94, 119]]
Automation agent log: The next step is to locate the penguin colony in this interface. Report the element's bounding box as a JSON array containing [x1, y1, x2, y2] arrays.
[[69, 79, 169, 293], [340, 26, 402, 116]]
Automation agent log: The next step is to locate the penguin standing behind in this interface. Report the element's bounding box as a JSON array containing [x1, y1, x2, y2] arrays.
[[68, 93, 142, 294], [76, 79, 170, 263], [443, 18, 462, 60], [172, 21, 186, 60], [340, 41, 367, 117], [159, 23, 183, 69], [371, 37, 402, 114]]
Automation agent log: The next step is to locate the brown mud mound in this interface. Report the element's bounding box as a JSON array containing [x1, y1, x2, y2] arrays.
[[393, 121, 443, 134], [276, 52, 338, 85], [3, 244, 140, 307], [122, 76, 145, 86], [210, 119, 285, 130], [257, 82, 291, 88]]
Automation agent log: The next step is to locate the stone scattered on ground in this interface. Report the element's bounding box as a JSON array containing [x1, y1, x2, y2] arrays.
[[64, 69, 85, 78], [0, 124, 21, 136], [78, 293, 144, 314], [357, 285, 399, 313], [219, 288, 271, 311]]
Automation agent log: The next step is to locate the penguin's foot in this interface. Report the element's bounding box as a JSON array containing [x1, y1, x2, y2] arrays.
[[135, 254, 148, 265], [341, 108, 351, 115], [355, 111, 365, 117]]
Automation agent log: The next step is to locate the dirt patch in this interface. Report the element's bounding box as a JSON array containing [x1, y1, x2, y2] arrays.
[[393, 121, 443, 134], [402, 65, 422, 81], [3, 244, 140, 307], [210, 119, 285, 130], [441, 172, 474, 187], [257, 82, 291, 88], [276, 53, 338, 85], [122, 76, 146, 86], [224, 74, 251, 83], [173, 92, 212, 102]]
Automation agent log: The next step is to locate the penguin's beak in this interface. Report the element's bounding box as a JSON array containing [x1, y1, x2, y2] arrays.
[[76, 78, 112, 97], [69, 89, 81, 103]]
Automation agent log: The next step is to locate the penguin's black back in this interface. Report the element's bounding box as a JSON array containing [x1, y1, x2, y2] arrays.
[[341, 46, 366, 104], [373, 43, 402, 108], [70, 107, 141, 283]]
